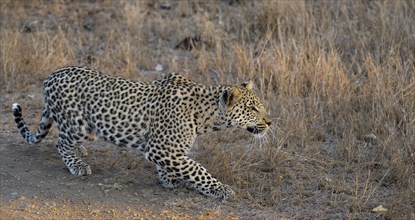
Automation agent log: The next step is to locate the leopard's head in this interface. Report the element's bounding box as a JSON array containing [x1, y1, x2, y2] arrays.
[[219, 81, 272, 135]]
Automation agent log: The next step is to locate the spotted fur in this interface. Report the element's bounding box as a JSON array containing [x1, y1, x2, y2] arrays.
[[12, 66, 271, 200]]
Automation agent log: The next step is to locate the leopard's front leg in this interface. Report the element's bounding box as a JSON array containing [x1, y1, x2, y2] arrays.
[[147, 151, 235, 201], [156, 165, 187, 189], [178, 156, 235, 201]]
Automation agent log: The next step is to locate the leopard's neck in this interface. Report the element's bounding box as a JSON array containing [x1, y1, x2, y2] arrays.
[[192, 85, 230, 135]]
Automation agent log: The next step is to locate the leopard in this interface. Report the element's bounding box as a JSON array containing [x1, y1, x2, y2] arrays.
[[12, 66, 272, 201]]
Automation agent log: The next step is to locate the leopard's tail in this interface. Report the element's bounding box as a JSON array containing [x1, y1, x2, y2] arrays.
[[12, 103, 53, 144]]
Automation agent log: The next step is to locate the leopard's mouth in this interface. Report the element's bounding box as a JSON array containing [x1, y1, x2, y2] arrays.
[[246, 124, 269, 135]]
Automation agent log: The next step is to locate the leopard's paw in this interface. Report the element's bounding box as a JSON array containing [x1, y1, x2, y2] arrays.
[[205, 184, 235, 201], [68, 162, 91, 176]]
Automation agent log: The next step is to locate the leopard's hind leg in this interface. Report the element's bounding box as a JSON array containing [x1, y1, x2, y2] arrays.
[[56, 120, 92, 176]]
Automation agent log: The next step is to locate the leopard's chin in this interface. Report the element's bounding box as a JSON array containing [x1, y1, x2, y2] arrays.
[[246, 127, 255, 134], [247, 126, 262, 135]]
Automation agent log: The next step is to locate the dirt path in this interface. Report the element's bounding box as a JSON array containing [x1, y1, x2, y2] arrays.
[[0, 131, 244, 219]]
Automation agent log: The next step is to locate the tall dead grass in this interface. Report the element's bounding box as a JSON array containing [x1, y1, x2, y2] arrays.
[[1, 0, 414, 218]]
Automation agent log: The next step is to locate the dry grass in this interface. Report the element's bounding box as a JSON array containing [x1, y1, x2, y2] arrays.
[[1, 0, 414, 219]]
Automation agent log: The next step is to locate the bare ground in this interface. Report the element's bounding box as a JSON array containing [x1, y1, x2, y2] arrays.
[[0, 133, 242, 219]]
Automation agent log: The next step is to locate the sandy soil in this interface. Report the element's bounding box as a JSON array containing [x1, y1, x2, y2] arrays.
[[0, 130, 250, 219]]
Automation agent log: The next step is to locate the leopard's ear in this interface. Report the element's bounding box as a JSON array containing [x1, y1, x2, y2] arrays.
[[240, 80, 254, 90], [219, 87, 241, 111]]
